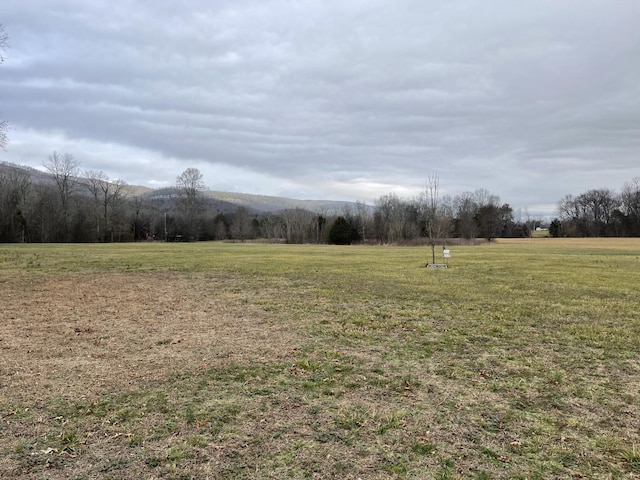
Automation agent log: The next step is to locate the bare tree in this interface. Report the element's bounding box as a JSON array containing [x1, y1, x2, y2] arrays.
[[0, 25, 9, 149], [621, 177, 640, 235], [422, 172, 451, 265], [176, 167, 205, 198], [44, 152, 80, 241], [176, 167, 206, 240], [230, 206, 255, 241], [523, 207, 534, 237], [84, 171, 128, 242], [14, 168, 33, 242], [0, 165, 32, 241], [260, 213, 285, 241], [355, 201, 371, 242], [281, 208, 315, 243], [85, 170, 108, 241], [132, 196, 144, 241], [559, 189, 620, 236], [106, 178, 128, 241], [374, 193, 407, 243], [579, 188, 620, 236], [453, 191, 478, 239], [473, 188, 500, 208]]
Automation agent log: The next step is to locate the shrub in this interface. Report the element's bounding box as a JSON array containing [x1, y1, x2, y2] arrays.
[[329, 216, 353, 245]]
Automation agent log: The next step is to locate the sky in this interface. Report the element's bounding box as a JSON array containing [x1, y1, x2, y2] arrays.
[[1, 0, 639, 217]]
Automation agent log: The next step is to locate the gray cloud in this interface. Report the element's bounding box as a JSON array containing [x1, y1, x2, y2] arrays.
[[2, 0, 640, 216]]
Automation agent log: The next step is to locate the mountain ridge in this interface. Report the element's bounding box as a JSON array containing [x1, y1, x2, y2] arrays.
[[142, 187, 362, 214], [0, 161, 366, 214]]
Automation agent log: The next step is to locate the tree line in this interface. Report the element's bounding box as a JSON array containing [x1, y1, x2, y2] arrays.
[[0, 155, 529, 244], [550, 179, 640, 237], [1, 154, 639, 244]]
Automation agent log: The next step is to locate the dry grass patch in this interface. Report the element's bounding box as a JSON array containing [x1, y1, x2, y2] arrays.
[[1, 270, 313, 479], [1, 272, 303, 399]]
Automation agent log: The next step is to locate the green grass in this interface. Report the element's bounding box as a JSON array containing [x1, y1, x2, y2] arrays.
[[1, 238, 639, 479]]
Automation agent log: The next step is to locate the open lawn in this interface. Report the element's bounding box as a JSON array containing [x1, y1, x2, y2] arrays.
[[1, 239, 639, 479]]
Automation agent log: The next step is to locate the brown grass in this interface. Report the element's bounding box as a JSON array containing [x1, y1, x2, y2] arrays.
[[2, 272, 304, 399]]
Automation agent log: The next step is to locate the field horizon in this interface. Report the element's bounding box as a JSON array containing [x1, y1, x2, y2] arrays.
[[1, 239, 639, 479]]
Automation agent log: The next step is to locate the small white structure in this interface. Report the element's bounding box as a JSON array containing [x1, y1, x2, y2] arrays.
[[427, 248, 450, 269]]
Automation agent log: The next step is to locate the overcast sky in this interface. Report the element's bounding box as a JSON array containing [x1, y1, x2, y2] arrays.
[[1, 1, 639, 216]]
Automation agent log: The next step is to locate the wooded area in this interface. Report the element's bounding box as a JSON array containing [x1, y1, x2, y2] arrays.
[[2, 158, 639, 244]]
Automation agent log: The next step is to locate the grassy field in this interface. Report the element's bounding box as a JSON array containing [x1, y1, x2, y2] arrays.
[[1, 239, 639, 479]]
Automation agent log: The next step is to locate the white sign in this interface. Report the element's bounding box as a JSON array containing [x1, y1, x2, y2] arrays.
[[443, 249, 451, 258]]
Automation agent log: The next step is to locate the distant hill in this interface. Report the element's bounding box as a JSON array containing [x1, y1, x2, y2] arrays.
[[159, 189, 357, 214], [140, 187, 361, 214], [1, 161, 367, 215], [0, 161, 58, 187]]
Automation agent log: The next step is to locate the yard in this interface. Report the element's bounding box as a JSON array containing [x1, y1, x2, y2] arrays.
[[1, 239, 639, 479]]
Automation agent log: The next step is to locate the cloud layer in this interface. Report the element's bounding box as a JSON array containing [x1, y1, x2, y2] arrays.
[[2, 0, 640, 215]]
